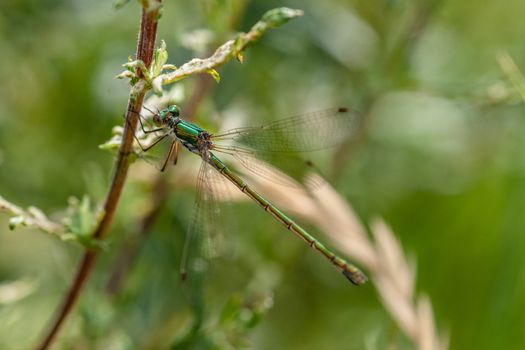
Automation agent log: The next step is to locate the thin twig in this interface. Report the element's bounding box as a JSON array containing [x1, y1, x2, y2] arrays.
[[154, 8, 303, 87], [35, 4, 162, 349], [0, 196, 63, 236]]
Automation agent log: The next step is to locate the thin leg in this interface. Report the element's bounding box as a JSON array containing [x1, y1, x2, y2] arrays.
[[126, 109, 164, 134], [139, 133, 169, 152], [136, 112, 165, 134], [123, 109, 169, 152], [160, 140, 179, 172], [172, 141, 179, 166], [142, 105, 159, 116]]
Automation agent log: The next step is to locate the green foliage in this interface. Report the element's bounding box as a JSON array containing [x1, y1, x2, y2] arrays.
[[61, 196, 106, 249], [171, 292, 273, 349], [1, 0, 525, 349]]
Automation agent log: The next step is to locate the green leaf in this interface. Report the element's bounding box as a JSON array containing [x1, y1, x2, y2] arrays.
[[260, 7, 304, 28], [98, 136, 122, 151], [60, 196, 109, 249], [63, 196, 96, 239], [115, 70, 136, 80], [152, 76, 164, 95], [8, 216, 24, 230], [99, 126, 123, 151], [161, 64, 177, 71], [236, 52, 244, 63], [206, 69, 221, 83], [152, 40, 168, 77], [112, 0, 130, 9]]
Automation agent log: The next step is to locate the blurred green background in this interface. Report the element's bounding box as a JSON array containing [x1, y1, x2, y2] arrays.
[[1, 0, 525, 349]]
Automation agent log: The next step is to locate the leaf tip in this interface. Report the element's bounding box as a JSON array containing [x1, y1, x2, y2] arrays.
[[207, 69, 221, 83]]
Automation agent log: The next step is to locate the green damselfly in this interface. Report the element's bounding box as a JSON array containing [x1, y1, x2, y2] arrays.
[[132, 105, 367, 285]]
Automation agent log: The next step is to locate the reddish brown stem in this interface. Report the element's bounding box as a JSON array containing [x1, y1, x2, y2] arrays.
[[35, 4, 162, 349]]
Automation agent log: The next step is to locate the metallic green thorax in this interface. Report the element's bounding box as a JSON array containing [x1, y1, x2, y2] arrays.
[[156, 105, 204, 147], [175, 120, 204, 146]]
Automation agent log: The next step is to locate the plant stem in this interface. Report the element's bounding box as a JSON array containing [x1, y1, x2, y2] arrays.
[[35, 4, 162, 349]]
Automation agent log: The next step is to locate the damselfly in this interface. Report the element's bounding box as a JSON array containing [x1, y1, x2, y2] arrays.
[[132, 105, 367, 285]]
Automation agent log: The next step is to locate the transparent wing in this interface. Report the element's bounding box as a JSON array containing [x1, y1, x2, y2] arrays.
[[180, 162, 207, 283], [181, 157, 240, 318], [212, 145, 303, 188], [212, 107, 360, 153], [180, 158, 231, 283]]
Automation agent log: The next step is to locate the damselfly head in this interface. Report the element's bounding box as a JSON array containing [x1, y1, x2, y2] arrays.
[[153, 105, 181, 126]]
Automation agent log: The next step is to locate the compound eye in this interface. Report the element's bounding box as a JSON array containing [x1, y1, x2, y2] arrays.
[[152, 114, 161, 126], [168, 105, 180, 117]]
